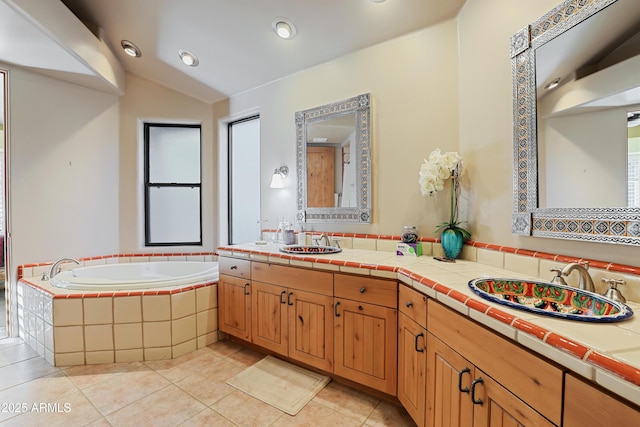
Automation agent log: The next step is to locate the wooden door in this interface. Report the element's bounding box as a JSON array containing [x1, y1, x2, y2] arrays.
[[218, 274, 251, 341], [398, 312, 427, 427], [288, 289, 334, 371], [307, 146, 335, 207], [334, 298, 397, 394], [251, 281, 288, 355], [426, 333, 474, 427], [472, 371, 554, 427]]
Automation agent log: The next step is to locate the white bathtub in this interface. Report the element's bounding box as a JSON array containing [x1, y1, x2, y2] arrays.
[[50, 261, 218, 290]]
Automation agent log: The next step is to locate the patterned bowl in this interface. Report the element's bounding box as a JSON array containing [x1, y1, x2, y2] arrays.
[[279, 245, 342, 255], [468, 278, 633, 322]]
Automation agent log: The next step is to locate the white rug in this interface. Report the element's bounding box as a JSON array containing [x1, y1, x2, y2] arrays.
[[226, 355, 331, 415]]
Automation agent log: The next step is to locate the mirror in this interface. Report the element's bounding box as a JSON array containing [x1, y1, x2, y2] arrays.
[[296, 93, 371, 223], [511, 0, 640, 245]]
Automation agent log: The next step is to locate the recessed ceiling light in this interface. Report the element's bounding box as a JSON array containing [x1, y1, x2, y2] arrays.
[[121, 40, 141, 58], [272, 17, 297, 40], [544, 78, 561, 90], [179, 49, 199, 67]]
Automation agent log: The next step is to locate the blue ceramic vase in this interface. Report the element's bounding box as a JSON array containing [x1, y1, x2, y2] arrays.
[[441, 228, 464, 259]]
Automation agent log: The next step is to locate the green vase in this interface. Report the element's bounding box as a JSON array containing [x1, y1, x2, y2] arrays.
[[441, 228, 464, 259]]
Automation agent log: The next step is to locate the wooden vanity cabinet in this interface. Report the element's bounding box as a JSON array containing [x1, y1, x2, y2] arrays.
[[564, 373, 640, 426], [427, 300, 562, 427], [333, 274, 398, 395], [218, 258, 252, 341], [397, 285, 428, 426], [251, 263, 334, 372]]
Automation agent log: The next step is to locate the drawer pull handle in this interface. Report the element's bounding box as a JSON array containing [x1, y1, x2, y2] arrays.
[[280, 291, 287, 304], [358, 305, 364, 311], [334, 301, 341, 317], [414, 332, 424, 353], [471, 377, 484, 405], [405, 301, 413, 308], [243, 283, 250, 295], [230, 265, 238, 270], [359, 287, 366, 293], [287, 292, 294, 306], [458, 367, 470, 393]]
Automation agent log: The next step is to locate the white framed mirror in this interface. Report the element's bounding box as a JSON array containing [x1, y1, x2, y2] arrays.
[[511, 0, 640, 245], [295, 93, 371, 223]]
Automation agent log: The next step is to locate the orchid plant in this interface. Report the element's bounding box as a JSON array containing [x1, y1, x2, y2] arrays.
[[418, 149, 471, 240]]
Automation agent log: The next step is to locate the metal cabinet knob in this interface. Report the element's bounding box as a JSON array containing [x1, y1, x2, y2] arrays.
[[359, 287, 366, 293], [405, 301, 413, 308]]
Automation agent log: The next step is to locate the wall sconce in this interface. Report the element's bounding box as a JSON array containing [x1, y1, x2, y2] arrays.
[[270, 166, 289, 188]]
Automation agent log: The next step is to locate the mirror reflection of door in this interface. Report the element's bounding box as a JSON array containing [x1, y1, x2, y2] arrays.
[[628, 110, 640, 207], [307, 146, 335, 207]]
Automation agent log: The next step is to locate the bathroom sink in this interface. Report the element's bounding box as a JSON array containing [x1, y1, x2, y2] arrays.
[[279, 245, 342, 255], [468, 278, 633, 322]]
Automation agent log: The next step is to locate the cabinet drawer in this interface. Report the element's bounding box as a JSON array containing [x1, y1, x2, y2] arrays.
[[428, 300, 564, 425], [251, 262, 333, 296], [334, 274, 397, 308], [399, 285, 427, 329], [219, 257, 251, 279]]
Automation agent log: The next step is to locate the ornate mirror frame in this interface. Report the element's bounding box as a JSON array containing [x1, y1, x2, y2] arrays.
[[511, 0, 640, 246], [295, 93, 371, 223]]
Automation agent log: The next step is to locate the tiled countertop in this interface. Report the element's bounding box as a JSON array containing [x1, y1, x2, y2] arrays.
[[218, 243, 640, 407]]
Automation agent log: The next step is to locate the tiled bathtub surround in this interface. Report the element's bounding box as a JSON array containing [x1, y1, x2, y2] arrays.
[[17, 253, 218, 367]]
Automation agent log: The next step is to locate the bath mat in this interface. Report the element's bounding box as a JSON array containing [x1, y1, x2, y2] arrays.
[[226, 355, 330, 415]]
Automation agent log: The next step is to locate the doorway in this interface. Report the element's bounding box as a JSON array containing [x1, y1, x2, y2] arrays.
[[0, 69, 6, 339]]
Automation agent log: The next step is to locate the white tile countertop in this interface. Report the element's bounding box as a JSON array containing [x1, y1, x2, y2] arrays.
[[217, 243, 640, 407]]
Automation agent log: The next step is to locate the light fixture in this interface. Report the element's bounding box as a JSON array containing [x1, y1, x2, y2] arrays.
[[269, 166, 289, 188], [121, 40, 141, 58], [544, 77, 561, 90], [272, 17, 297, 40], [179, 49, 199, 67]]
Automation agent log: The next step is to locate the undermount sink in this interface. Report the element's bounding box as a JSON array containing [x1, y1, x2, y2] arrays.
[[279, 245, 342, 255], [468, 278, 633, 322]]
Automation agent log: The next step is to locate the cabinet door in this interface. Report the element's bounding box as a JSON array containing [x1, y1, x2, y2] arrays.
[[398, 312, 427, 427], [564, 373, 640, 427], [472, 370, 555, 427], [218, 274, 251, 341], [426, 332, 474, 427], [288, 289, 334, 371], [334, 298, 397, 395], [251, 281, 288, 354]]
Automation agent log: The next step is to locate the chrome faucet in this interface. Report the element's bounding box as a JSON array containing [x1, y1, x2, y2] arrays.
[[561, 262, 595, 292], [313, 233, 331, 247], [48, 257, 80, 280]]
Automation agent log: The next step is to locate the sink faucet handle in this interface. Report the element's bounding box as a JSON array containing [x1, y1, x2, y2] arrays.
[[550, 268, 568, 286], [601, 278, 627, 303]]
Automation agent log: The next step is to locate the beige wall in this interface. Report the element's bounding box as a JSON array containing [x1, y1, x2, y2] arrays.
[[457, 0, 640, 266], [217, 19, 460, 240], [119, 73, 216, 253]]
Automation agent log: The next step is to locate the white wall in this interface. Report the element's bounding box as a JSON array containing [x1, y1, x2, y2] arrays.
[[457, 0, 640, 266], [119, 73, 216, 253], [7, 65, 120, 266], [217, 19, 460, 237]]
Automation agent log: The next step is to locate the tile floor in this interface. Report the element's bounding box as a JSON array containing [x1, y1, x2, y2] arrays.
[[0, 337, 415, 426]]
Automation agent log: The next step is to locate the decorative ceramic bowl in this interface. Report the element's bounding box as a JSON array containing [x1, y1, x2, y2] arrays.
[[468, 278, 633, 322]]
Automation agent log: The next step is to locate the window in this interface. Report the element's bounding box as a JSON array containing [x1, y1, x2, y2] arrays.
[[144, 123, 202, 246], [228, 116, 260, 244]]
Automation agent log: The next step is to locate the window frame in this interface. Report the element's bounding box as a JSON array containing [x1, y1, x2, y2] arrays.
[[143, 122, 202, 246]]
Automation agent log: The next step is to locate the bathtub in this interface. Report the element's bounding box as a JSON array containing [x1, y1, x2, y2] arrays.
[[50, 261, 218, 290]]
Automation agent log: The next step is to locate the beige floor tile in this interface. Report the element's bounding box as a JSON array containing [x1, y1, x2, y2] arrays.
[[0, 356, 59, 391], [210, 389, 285, 426], [86, 418, 112, 426], [0, 372, 79, 422], [82, 367, 170, 415], [63, 361, 146, 389], [0, 342, 39, 368], [174, 358, 244, 405], [313, 381, 380, 423], [365, 400, 416, 427], [225, 346, 265, 368], [205, 339, 244, 358], [178, 408, 237, 427], [145, 348, 220, 383], [106, 384, 206, 427], [271, 400, 362, 427], [0, 390, 103, 427]]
